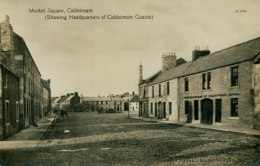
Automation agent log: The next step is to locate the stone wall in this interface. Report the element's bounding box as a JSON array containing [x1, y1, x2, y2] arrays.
[[162, 52, 176, 72]]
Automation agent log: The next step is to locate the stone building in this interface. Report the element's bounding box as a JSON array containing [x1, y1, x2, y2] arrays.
[[0, 15, 52, 137], [139, 37, 260, 130], [81, 96, 124, 112], [179, 38, 260, 129], [64, 92, 80, 112], [148, 59, 191, 121], [138, 62, 162, 118], [0, 61, 20, 140], [129, 95, 139, 111], [41, 79, 51, 116]]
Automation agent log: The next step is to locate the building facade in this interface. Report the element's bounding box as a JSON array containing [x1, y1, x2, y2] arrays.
[[64, 92, 80, 112], [0, 15, 52, 139], [138, 37, 260, 130], [81, 96, 124, 112], [129, 95, 139, 111], [0, 62, 20, 140]]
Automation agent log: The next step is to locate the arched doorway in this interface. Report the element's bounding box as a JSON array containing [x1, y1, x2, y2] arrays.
[[201, 99, 213, 125]]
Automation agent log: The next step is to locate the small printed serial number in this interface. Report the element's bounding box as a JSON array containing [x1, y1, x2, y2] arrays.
[[235, 10, 247, 13]]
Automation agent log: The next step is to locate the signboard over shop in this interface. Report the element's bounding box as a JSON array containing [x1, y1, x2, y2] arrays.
[[184, 93, 240, 99]]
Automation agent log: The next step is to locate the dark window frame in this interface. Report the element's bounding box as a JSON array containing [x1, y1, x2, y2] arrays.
[[202, 73, 206, 90], [169, 102, 172, 115], [167, 82, 170, 95], [151, 103, 153, 114], [159, 84, 161, 97], [152, 86, 154, 98], [231, 66, 238, 86], [185, 77, 189, 92], [231, 98, 238, 117], [207, 72, 211, 89]]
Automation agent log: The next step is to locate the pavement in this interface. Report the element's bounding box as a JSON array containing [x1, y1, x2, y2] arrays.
[[6, 114, 56, 141], [127, 111, 260, 136]]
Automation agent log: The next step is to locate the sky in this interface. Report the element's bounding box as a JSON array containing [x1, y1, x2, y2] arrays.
[[0, 0, 260, 97]]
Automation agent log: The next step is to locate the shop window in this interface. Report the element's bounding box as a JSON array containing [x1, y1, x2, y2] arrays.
[[152, 86, 154, 98], [169, 102, 172, 115], [159, 84, 161, 96], [231, 66, 238, 86], [231, 98, 238, 117], [185, 77, 189, 92], [151, 103, 153, 114]]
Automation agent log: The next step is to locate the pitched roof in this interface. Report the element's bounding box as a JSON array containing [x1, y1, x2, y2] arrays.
[[130, 96, 139, 102], [51, 97, 59, 102], [82, 97, 124, 101], [149, 61, 192, 85], [59, 96, 69, 103], [66, 94, 75, 101], [180, 37, 260, 77], [139, 70, 162, 85], [41, 78, 51, 91]]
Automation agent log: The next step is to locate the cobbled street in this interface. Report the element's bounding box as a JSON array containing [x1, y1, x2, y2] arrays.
[[0, 112, 260, 165]]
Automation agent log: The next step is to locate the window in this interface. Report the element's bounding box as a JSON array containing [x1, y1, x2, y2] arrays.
[[16, 102, 19, 122], [207, 72, 211, 89], [5, 100, 9, 124], [202, 72, 211, 90], [231, 66, 238, 86], [159, 84, 161, 96], [167, 82, 170, 95], [185, 78, 189, 92], [101, 101, 103, 105], [106, 101, 108, 105], [151, 103, 153, 114], [202, 74, 206, 90], [152, 86, 154, 98], [185, 101, 189, 114], [231, 98, 238, 117], [169, 102, 172, 115], [114, 101, 116, 105], [143, 89, 146, 98]]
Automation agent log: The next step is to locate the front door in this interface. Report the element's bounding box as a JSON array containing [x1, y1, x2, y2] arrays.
[[201, 99, 213, 125]]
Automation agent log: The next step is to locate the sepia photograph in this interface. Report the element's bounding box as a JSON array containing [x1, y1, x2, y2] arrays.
[[0, 0, 260, 165]]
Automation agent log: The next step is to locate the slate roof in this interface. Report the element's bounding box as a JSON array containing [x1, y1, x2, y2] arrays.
[[82, 97, 124, 101], [59, 95, 69, 103], [149, 61, 192, 85], [66, 94, 75, 101], [139, 70, 162, 85], [51, 97, 59, 102], [130, 96, 139, 102], [179, 37, 260, 77], [41, 79, 51, 91]]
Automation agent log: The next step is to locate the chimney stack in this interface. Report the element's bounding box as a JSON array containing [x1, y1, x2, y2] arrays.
[[192, 46, 210, 62], [67, 93, 70, 97], [139, 62, 143, 84], [162, 52, 177, 72], [75, 92, 78, 96]]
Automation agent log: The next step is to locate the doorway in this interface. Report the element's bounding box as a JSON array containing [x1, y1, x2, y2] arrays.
[[194, 100, 199, 120], [201, 99, 213, 125]]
